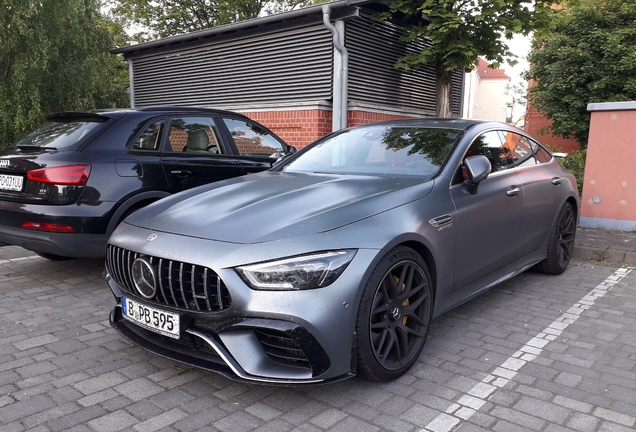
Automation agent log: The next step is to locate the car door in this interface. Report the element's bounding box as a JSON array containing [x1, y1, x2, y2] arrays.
[[219, 117, 288, 174], [450, 130, 525, 290], [122, 117, 171, 193], [507, 133, 566, 256], [160, 115, 245, 192]]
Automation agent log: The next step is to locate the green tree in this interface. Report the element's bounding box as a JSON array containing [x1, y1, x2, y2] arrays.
[[0, 0, 129, 146], [112, 0, 315, 41], [377, 0, 558, 117], [526, 0, 636, 147]]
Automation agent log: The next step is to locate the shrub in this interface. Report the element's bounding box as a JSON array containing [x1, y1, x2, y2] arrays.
[[558, 149, 586, 196]]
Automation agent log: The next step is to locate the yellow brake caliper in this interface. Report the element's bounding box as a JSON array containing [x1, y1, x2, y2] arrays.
[[393, 275, 409, 324]]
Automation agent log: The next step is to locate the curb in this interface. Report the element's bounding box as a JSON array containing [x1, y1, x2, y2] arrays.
[[573, 245, 636, 266]]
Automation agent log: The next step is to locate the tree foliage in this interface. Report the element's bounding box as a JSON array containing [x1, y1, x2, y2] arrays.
[[526, 0, 636, 147], [112, 0, 316, 41], [378, 0, 559, 117], [0, 0, 129, 146]]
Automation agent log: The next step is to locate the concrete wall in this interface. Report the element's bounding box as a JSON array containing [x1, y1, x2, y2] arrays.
[[580, 101, 636, 231]]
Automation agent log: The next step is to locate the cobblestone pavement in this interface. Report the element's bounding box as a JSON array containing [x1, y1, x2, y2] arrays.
[[1, 245, 635, 432]]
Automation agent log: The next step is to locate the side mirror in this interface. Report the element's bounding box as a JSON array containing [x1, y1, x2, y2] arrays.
[[552, 152, 567, 159], [464, 155, 491, 194], [272, 146, 297, 168]]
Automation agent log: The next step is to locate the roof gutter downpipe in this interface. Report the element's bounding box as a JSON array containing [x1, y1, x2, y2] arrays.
[[128, 60, 135, 108], [322, 5, 349, 132]]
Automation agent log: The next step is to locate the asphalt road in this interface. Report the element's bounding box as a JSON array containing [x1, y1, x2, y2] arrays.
[[0, 245, 635, 432]]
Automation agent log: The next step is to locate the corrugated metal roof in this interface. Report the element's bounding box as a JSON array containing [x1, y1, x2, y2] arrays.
[[112, 0, 387, 58]]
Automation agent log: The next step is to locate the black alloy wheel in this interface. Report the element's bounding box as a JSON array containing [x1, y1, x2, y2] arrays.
[[533, 201, 576, 275], [356, 246, 433, 381]]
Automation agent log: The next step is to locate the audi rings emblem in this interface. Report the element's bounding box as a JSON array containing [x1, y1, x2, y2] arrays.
[[0, 160, 9, 168], [147, 233, 157, 242], [131, 258, 157, 299]]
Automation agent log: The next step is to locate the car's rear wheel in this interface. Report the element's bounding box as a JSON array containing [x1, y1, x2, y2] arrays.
[[356, 246, 433, 381], [533, 201, 576, 275]]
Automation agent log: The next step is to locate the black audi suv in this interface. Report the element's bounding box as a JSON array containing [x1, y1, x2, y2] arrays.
[[0, 106, 293, 259]]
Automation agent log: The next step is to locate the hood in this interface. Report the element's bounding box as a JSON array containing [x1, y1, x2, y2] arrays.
[[125, 171, 434, 244]]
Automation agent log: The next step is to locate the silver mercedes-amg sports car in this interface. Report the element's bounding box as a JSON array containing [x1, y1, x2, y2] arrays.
[[104, 118, 579, 385]]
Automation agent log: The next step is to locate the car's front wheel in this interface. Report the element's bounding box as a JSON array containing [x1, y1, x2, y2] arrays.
[[356, 246, 433, 381]]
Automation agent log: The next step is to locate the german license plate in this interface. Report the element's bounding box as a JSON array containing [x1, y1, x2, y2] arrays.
[[0, 174, 23, 191], [122, 296, 180, 339]]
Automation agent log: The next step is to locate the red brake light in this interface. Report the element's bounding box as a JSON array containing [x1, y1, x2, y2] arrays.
[[21, 221, 76, 233], [27, 164, 91, 186]]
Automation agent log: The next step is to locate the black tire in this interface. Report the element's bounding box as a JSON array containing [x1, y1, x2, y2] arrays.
[[356, 246, 433, 381], [533, 201, 576, 275], [35, 252, 74, 261]]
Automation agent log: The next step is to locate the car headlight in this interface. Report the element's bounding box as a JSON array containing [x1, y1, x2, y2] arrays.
[[236, 250, 357, 290]]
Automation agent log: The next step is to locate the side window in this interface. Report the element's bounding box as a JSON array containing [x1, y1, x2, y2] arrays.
[[166, 117, 223, 154], [533, 141, 552, 163], [223, 118, 284, 158], [464, 131, 511, 173], [500, 131, 537, 168], [132, 121, 163, 151]]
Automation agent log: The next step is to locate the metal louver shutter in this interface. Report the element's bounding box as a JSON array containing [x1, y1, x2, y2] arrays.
[[131, 24, 333, 107], [451, 69, 463, 117], [347, 13, 464, 117], [346, 15, 437, 114]]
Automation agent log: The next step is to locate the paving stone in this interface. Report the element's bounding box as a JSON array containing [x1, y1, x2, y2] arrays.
[[213, 411, 263, 432], [0, 394, 55, 424], [552, 395, 593, 413], [567, 412, 600, 432], [133, 408, 189, 432], [114, 377, 163, 402], [593, 407, 635, 427], [489, 406, 545, 431], [88, 410, 138, 432], [554, 371, 583, 387]]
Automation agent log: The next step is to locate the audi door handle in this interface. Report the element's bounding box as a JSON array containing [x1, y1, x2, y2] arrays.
[[171, 170, 192, 177], [552, 177, 562, 186], [506, 186, 520, 197]]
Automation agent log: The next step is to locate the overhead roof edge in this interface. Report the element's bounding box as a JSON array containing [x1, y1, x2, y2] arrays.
[[110, 0, 389, 57]]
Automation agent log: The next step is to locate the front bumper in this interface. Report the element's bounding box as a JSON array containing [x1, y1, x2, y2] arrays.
[[109, 304, 352, 385], [105, 263, 366, 385]]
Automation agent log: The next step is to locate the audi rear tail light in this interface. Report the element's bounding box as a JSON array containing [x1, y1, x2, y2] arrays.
[[27, 164, 91, 186], [21, 221, 76, 233]]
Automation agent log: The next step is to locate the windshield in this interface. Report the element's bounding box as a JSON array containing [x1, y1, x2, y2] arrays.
[[12, 120, 104, 149], [282, 125, 461, 178]]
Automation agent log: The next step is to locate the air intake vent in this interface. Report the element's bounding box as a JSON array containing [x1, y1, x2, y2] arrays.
[[254, 328, 311, 371]]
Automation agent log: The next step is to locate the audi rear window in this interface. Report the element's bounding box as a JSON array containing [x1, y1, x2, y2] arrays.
[[12, 120, 105, 150]]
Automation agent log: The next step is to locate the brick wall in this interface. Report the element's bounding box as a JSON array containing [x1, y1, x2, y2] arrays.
[[525, 106, 581, 154], [242, 109, 415, 150], [348, 111, 413, 128], [242, 110, 333, 150], [525, 80, 581, 154]]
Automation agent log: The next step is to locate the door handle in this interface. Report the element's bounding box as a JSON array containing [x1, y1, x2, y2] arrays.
[[506, 186, 520, 197], [552, 177, 562, 186], [171, 170, 192, 177]]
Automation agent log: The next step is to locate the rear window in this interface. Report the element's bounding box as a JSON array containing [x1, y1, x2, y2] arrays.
[[12, 120, 104, 150]]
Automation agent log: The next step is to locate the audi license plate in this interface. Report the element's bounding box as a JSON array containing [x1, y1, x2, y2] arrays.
[[0, 174, 23, 191], [122, 296, 180, 339]]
